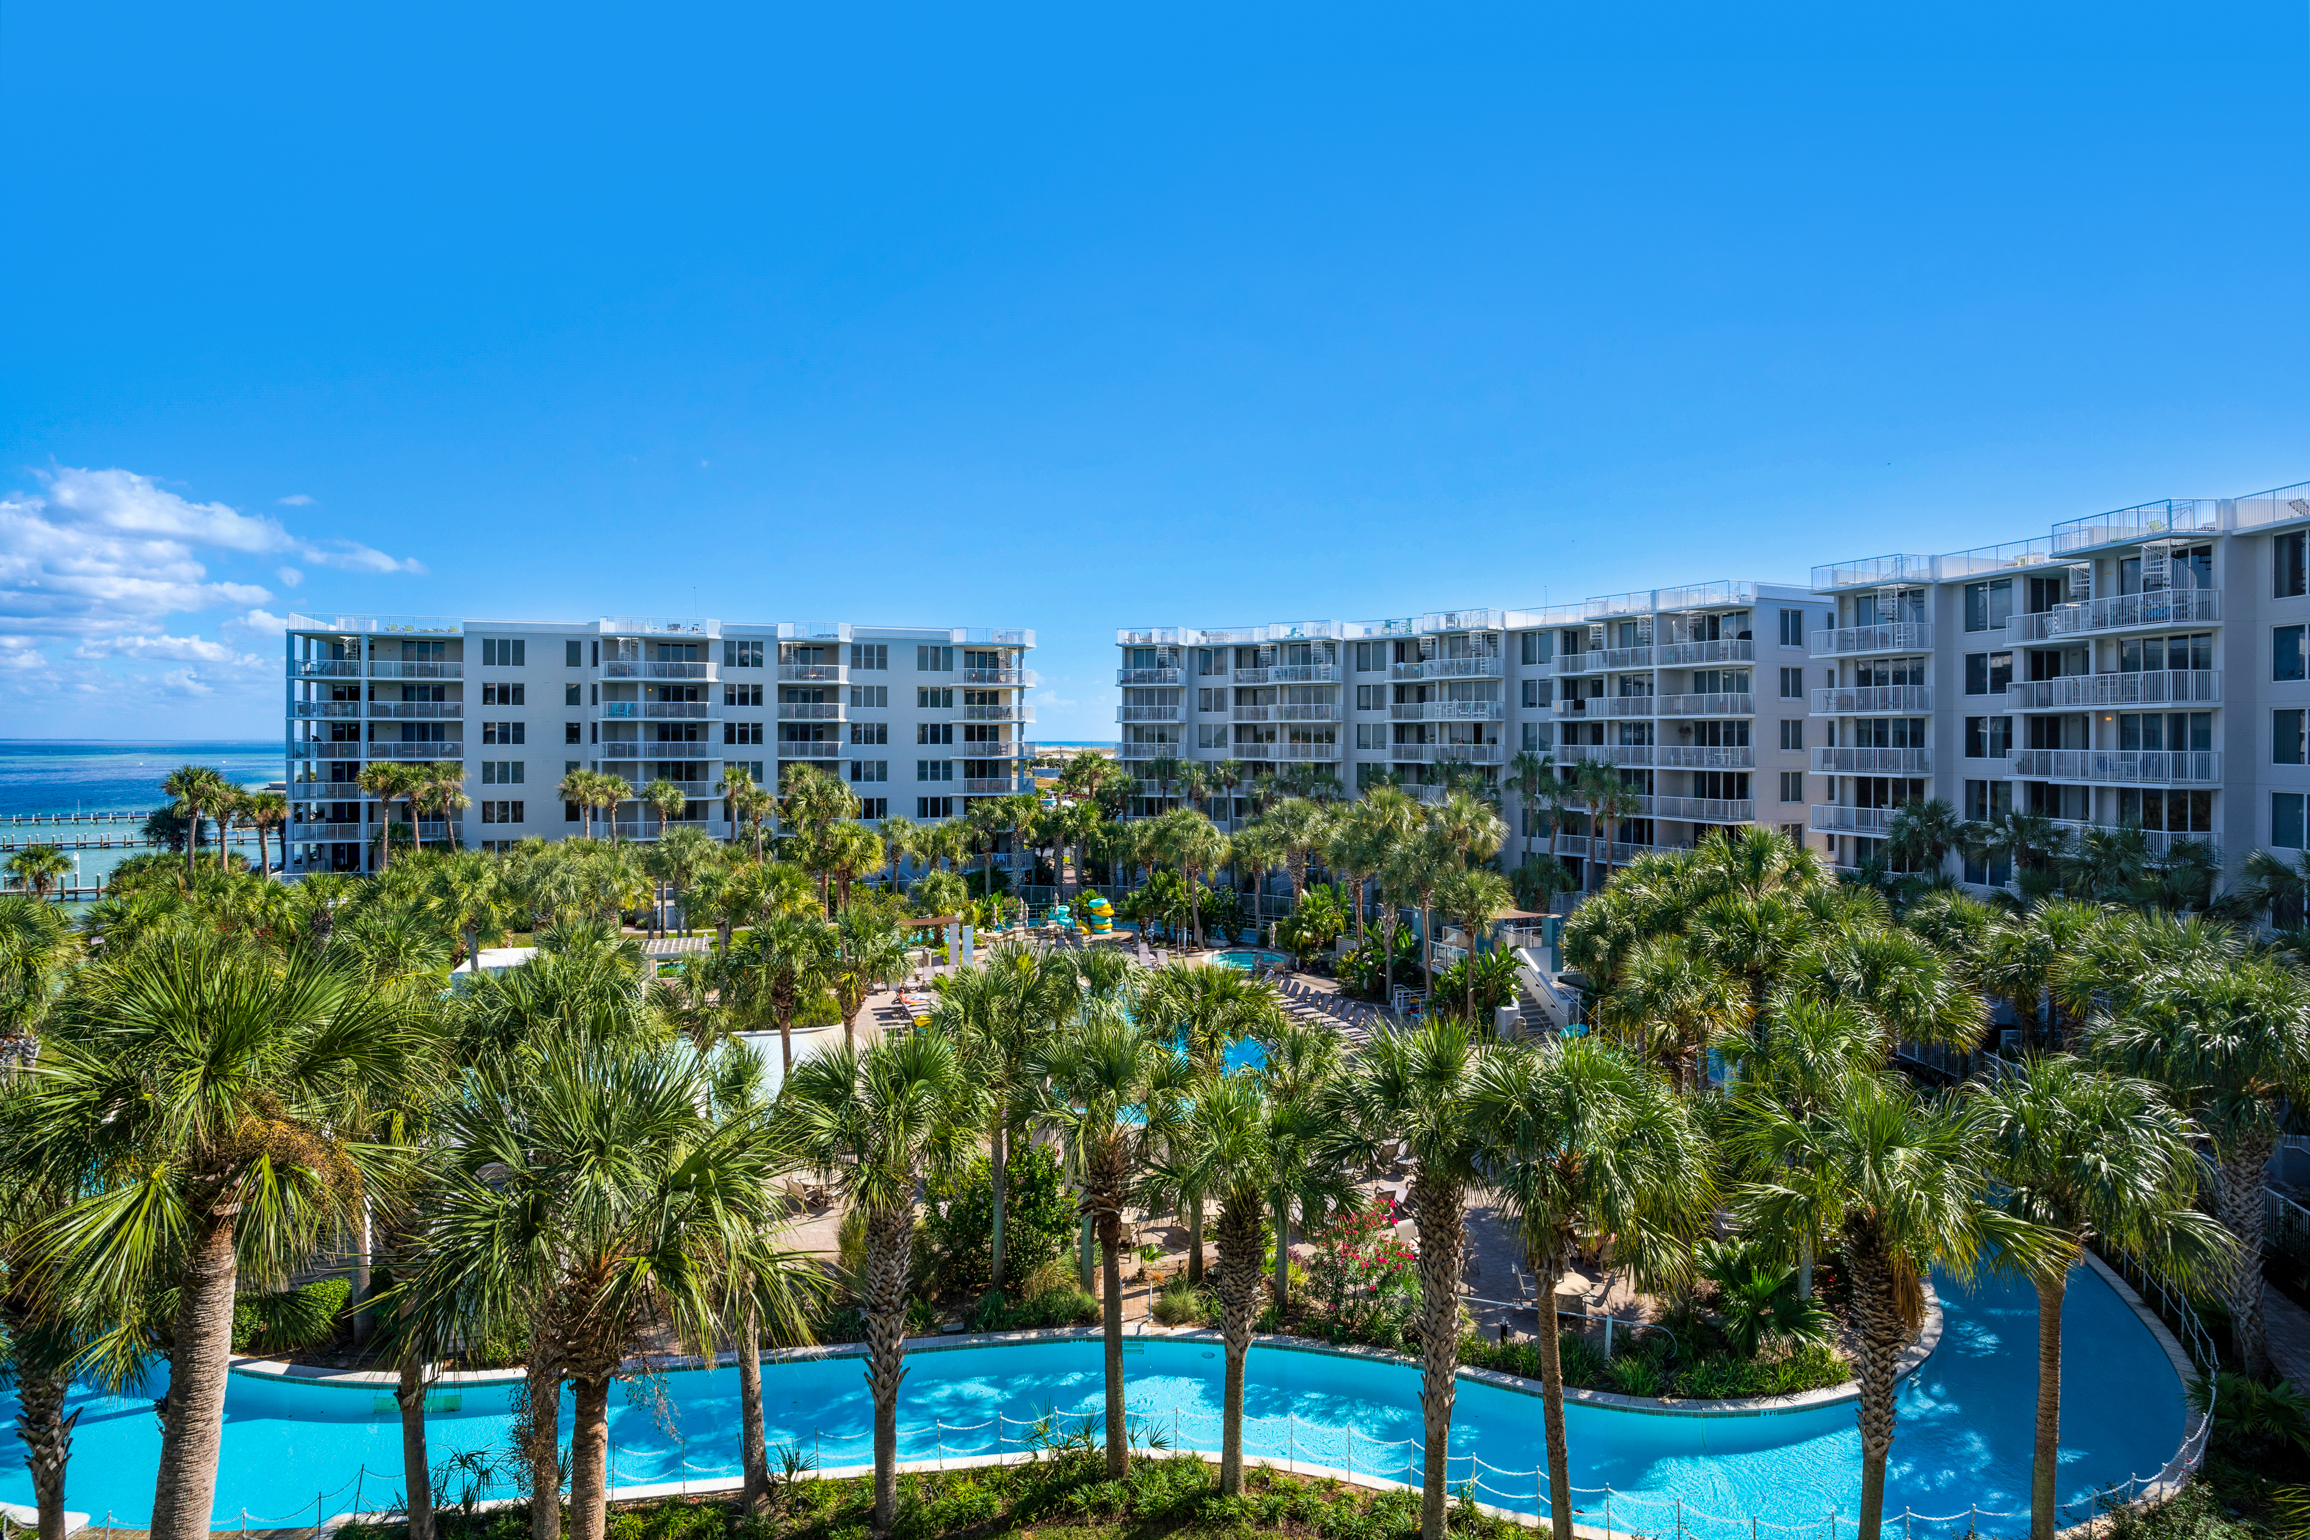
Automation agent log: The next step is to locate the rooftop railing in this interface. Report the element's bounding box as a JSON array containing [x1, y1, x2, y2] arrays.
[[288, 613, 464, 635]]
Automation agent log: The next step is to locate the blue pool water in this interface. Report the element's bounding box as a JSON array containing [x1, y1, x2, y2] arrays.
[[0, 1264, 2182, 1534], [1215, 949, 1288, 970]]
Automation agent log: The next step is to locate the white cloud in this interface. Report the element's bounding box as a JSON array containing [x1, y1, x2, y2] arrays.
[[74, 633, 264, 667], [156, 666, 214, 698], [277, 566, 304, 587], [225, 608, 291, 639], [278, 493, 315, 506]]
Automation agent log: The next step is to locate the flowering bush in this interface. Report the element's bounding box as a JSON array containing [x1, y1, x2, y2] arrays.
[[1303, 1199, 1419, 1348]]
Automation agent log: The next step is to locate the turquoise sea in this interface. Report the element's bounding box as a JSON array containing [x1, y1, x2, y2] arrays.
[[0, 740, 283, 892]]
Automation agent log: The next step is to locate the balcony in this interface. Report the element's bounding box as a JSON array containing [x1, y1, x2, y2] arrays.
[[368, 701, 463, 719], [2008, 588, 2221, 642], [776, 663, 845, 683], [1657, 745, 1756, 769], [1812, 747, 1931, 774], [1387, 741, 1506, 763], [289, 742, 364, 760], [1229, 741, 1342, 761], [1810, 622, 1933, 658], [2005, 749, 2222, 785], [1561, 745, 1655, 768], [1656, 639, 1754, 667], [2007, 670, 2221, 711], [964, 777, 1034, 795], [1551, 835, 1661, 866], [599, 742, 643, 759], [296, 660, 363, 678], [1553, 696, 1651, 719], [366, 741, 464, 760], [963, 669, 1034, 686], [964, 704, 1034, 722], [293, 701, 366, 720], [1553, 647, 1653, 676], [1812, 685, 1933, 715], [1653, 796, 1755, 824], [1811, 805, 1898, 836], [369, 661, 463, 680], [1390, 700, 1505, 722], [1118, 740, 1179, 760], [644, 702, 713, 719], [1231, 705, 1337, 722], [1390, 656, 1503, 682], [776, 741, 842, 759], [289, 821, 364, 841], [1119, 706, 1182, 723], [777, 703, 845, 720], [1117, 667, 1183, 686], [1656, 693, 1757, 717], [2047, 818, 2218, 856], [634, 780, 718, 800], [1235, 664, 1339, 685]]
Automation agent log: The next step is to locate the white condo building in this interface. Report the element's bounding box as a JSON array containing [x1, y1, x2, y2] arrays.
[[1809, 477, 2310, 882], [1117, 580, 1831, 889], [283, 614, 1034, 874]]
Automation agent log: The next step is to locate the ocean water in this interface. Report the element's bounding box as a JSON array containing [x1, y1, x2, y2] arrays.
[[0, 741, 283, 891]]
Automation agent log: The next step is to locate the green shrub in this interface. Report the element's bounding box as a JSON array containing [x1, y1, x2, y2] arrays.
[[966, 1284, 1099, 1331], [921, 1143, 1075, 1299], [231, 1278, 349, 1355], [1605, 1355, 1662, 1397], [1152, 1277, 1214, 1327]]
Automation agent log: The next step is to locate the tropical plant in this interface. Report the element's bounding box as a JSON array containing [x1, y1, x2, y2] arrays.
[[732, 913, 836, 1074], [160, 763, 228, 878], [936, 939, 1075, 1290], [3, 845, 72, 900]]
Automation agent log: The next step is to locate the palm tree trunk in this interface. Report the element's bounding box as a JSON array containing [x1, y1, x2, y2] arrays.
[[14, 1348, 77, 1540], [1846, 1228, 1905, 1540], [1096, 1207, 1130, 1477], [989, 1116, 1010, 1292], [739, 1306, 768, 1511], [1534, 1263, 1573, 1540], [1412, 1172, 1464, 1540], [864, 1204, 913, 1538], [1187, 1196, 1205, 1284], [2029, 1268, 2066, 1540], [1420, 901, 1435, 999], [257, 824, 272, 879], [2217, 1133, 2275, 1379], [351, 1198, 373, 1346], [149, 1211, 238, 1540], [523, 1346, 564, 1540], [396, 1318, 435, 1540], [565, 1374, 611, 1540], [1271, 1186, 1291, 1313], [1215, 1194, 1262, 1495]]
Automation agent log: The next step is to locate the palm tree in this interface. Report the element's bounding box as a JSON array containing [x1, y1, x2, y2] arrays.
[[1034, 1003, 1178, 1477], [1959, 807, 2062, 887], [359, 759, 419, 869], [1576, 760, 1645, 892], [734, 913, 837, 1074], [558, 768, 597, 838], [1884, 797, 1961, 879], [939, 939, 1075, 1290], [2091, 951, 2310, 1377], [419, 762, 470, 851], [2, 933, 433, 1540], [243, 790, 289, 877], [1253, 1017, 1353, 1312], [1331, 1019, 1496, 1540], [0, 895, 74, 1044], [1733, 1072, 2045, 1540], [1211, 758, 1245, 827], [1968, 1056, 2232, 1540], [1332, 785, 1416, 951], [1472, 1036, 1714, 1540], [1176, 761, 1213, 823], [643, 776, 687, 839], [594, 773, 633, 845], [876, 812, 921, 891], [210, 783, 247, 869], [413, 1034, 814, 1540], [1143, 962, 1285, 1280], [1507, 748, 1556, 867], [1152, 807, 1228, 948], [830, 904, 911, 1050], [435, 850, 507, 973], [1146, 752, 1185, 817], [1266, 797, 1337, 902], [1434, 865, 1514, 1025], [732, 779, 777, 859], [160, 763, 226, 879], [785, 1033, 984, 1537], [1380, 825, 1455, 1000], [3, 845, 72, 901]]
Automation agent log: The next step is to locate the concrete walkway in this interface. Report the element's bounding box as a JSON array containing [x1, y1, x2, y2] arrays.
[[2264, 1281, 2310, 1389]]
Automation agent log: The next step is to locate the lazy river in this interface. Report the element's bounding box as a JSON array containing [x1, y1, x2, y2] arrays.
[[0, 1262, 2187, 1537]]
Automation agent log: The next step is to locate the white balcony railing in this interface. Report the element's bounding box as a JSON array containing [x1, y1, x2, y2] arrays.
[[1390, 656, 1503, 682], [2005, 749, 2222, 784], [1229, 740, 1342, 761], [777, 703, 844, 720], [1652, 796, 1755, 823], [775, 741, 842, 759], [1387, 741, 1506, 763], [368, 661, 463, 680], [1118, 740, 1179, 759], [599, 742, 643, 759], [1117, 667, 1183, 686], [1655, 693, 1757, 717], [643, 702, 713, 719], [1656, 638, 1755, 667], [1562, 745, 1656, 768], [964, 704, 1034, 722], [288, 742, 364, 760], [1812, 685, 1933, 715], [1231, 705, 1337, 722], [1119, 706, 1182, 723], [289, 821, 365, 841], [1810, 622, 1934, 658], [776, 664, 845, 683], [1812, 747, 1931, 774], [366, 741, 463, 760], [1390, 700, 1504, 721], [293, 701, 363, 718], [296, 660, 364, 678], [1811, 804, 1898, 835], [1552, 647, 1653, 675], [963, 777, 1034, 795], [962, 669, 1034, 686], [2008, 588, 2220, 642], [368, 701, 463, 719], [1656, 745, 1755, 769], [2007, 670, 2221, 710], [1236, 664, 1339, 685], [2047, 818, 2218, 855], [1553, 696, 1654, 719]]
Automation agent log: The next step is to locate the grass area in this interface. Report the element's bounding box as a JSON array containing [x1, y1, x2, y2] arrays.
[[346, 1452, 1527, 1540]]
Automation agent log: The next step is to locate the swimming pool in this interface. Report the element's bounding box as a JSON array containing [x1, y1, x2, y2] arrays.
[[1216, 949, 1289, 970], [0, 1262, 2185, 1535]]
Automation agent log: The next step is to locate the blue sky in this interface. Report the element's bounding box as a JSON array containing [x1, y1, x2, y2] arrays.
[[4, 0, 2307, 742]]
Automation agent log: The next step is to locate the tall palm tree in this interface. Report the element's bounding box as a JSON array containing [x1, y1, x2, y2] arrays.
[[1434, 865, 1515, 1025], [1152, 807, 1228, 948], [1176, 761, 1213, 823], [940, 939, 1075, 1290], [785, 1033, 984, 1537], [1265, 797, 1337, 902], [419, 762, 470, 851], [1380, 825, 1455, 1000], [1142, 962, 1285, 1280], [643, 776, 687, 839], [0, 895, 74, 1043], [1332, 785, 1417, 951], [876, 812, 921, 891], [3, 846, 72, 901], [2, 933, 433, 1540], [1733, 1072, 2045, 1540], [1884, 797, 1961, 879], [1210, 758, 1245, 827], [1575, 761, 1645, 892], [1969, 1056, 2233, 1540], [1252, 1017, 1353, 1312], [558, 768, 596, 838], [243, 790, 289, 877], [830, 903, 910, 1050], [1033, 1002, 1179, 1477], [594, 773, 633, 845], [1472, 1037, 1714, 1540], [733, 913, 837, 1074], [1506, 748, 1556, 867], [359, 759, 420, 869], [434, 850, 507, 973], [1145, 752, 1185, 817], [1331, 1019, 1495, 1540], [209, 783, 247, 869], [160, 763, 226, 879]]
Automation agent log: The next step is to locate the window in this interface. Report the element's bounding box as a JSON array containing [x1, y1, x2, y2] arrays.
[[481, 761, 524, 784], [917, 722, 953, 744], [2116, 712, 2213, 751], [962, 723, 1005, 744], [2281, 532, 2307, 599], [725, 722, 764, 745], [2280, 626, 2307, 682], [858, 797, 888, 820], [917, 796, 954, 819], [852, 722, 890, 745], [849, 760, 889, 783], [564, 722, 582, 744], [1964, 651, 2013, 695], [850, 643, 887, 671], [1197, 687, 1224, 713], [566, 640, 584, 667], [1354, 641, 1388, 672], [564, 683, 581, 706], [918, 686, 954, 709], [917, 760, 953, 782], [2281, 711, 2307, 766], [1779, 609, 1806, 647], [1779, 667, 1804, 699], [482, 683, 525, 706], [724, 683, 762, 707], [1963, 580, 2012, 633], [2118, 633, 2215, 672], [916, 645, 954, 672], [723, 639, 765, 668], [480, 800, 525, 824], [1521, 721, 1553, 750], [565, 800, 581, 823], [1519, 632, 1553, 665], [1779, 770, 1804, 803], [1963, 717, 2013, 759], [481, 638, 526, 667], [482, 721, 525, 745], [1779, 719, 1804, 751], [850, 684, 888, 709], [2277, 793, 2307, 851], [1356, 684, 1386, 710], [1520, 678, 1552, 707]]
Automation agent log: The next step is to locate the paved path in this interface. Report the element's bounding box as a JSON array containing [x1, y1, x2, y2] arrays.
[[2264, 1281, 2310, 1389]]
